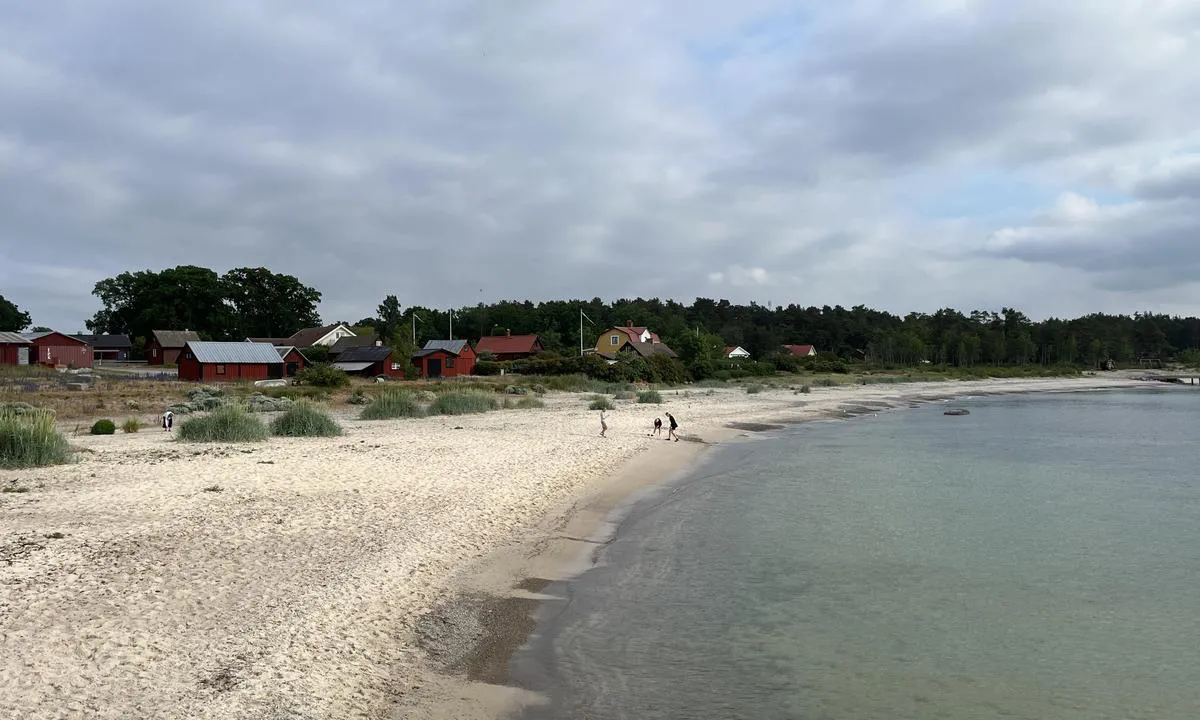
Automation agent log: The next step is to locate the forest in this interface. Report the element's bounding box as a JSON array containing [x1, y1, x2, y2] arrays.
[[4, 265, 1199, 375]]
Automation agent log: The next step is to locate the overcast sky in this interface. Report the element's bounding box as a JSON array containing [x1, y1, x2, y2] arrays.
[[3, 1, 1200, 331]]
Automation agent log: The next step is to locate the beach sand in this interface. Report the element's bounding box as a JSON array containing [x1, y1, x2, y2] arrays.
[[0, 376, 1146, 719]]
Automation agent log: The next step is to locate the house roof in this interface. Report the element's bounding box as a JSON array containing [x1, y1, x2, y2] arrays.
[[332, 361, 374, 372], [274, 345, 301, 358], [783, 344, 816, 357], [185, 341, 284, 364], [624, 341, 678, 359], [247, 336, 292, 345], [288, 323, 351, 348], [20, 331, 88, 345], [422, 339, 470, 355], [475, 333, 541, 355], [75, 334, 132, 349], [330, 335, 382, 355], [152, 330, 201, 348], [336, 345, 392, 363], [0, 331, 32, 344]]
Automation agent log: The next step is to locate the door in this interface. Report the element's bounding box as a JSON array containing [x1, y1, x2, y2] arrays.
[[428, 358, 442, 378], [285, 362, 299, 377], [269, 364, 284, 380], [17, 347, 28, 365]]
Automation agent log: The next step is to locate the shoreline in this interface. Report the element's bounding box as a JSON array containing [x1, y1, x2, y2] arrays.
[[406, 375, 1157, 719], [0, 374, 1159, 719]]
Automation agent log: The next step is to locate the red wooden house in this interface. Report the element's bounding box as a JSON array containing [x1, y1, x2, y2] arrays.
[[413, 340, 476, 378], [147, 330, 201, 365], [332, 345, 405, 377], [475, 330, 544, 362], [20, 331, 93, 368], [275, 346, 307, 377], [178, 341, 284, 382], [0, 332, 33, 365]]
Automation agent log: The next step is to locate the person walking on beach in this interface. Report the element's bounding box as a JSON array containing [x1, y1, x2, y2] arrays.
[[666, 412, 679, 442], [599, 410, 608, 438], [161, 409, 174, 432], [653, 416, 663, 437]]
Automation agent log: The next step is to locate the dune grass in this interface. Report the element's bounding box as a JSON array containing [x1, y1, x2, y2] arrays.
[[0, 408, 73, 469], [270, 401, 343, 437], [588, 395, 615, 411], [637, 390, 663, 404], [177, 405, 269, 443], [359, 390, 424, 420], [429, 391, 501, 415], [511, 396, 545, 409], [122, 417, 142, 433]]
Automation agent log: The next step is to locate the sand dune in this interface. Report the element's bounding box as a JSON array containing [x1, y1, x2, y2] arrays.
[[0, 376, 1145, 719]]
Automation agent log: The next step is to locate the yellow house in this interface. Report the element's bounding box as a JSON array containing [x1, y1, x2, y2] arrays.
[[595, 322, 677, 359]]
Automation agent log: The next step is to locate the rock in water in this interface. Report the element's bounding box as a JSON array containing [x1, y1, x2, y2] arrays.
[[944, 408, 970, 416]]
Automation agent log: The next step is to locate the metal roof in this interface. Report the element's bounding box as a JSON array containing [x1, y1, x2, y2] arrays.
[[0, 331, 32, 344], [422, 339, 470, 355], [19, 331, 52, 341], [332, 361, 373, 372], [186, 341, 284, 364]]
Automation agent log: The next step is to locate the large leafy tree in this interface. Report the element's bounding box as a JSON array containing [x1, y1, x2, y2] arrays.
[[0, 294, 32, 332], [222, 267, 322, 339]]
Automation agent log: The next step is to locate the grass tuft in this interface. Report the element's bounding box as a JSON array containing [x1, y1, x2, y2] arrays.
[[745, 384, 765, 394], [270, 400, 343, 437], [588, 395, 615, 411], [514, 396, 545, 409], [177, 405, 269, 443], [360, 390, 425, 420], [0, 408, 73, 469], [637, 390, 663, 404], [429, 391, 501, 415], [122, 417, 142, 433]]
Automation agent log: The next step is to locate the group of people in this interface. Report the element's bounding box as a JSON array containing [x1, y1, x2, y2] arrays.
[[599, 409, 679, 442]]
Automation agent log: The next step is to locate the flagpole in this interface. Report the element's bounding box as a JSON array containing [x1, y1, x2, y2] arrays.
[[449, 310, 453, 341]]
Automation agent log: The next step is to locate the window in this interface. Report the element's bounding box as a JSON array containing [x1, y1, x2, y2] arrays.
[[391, 362, 401, 371], [446, 358, 456, 368], [216, 364, 226, 374], [152, 348, 158, 357], [610, 335, 619, 345]]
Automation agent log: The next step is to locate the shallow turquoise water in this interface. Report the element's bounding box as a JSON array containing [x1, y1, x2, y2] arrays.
[[513, 389, 1200, 719]]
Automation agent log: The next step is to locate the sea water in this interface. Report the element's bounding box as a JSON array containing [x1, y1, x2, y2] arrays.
[[512, 389, 1200, 719]]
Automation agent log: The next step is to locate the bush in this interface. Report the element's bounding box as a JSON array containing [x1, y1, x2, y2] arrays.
[[271, 401, 343, 437], [360, 390, 424, 420], [530, 384, 548, 395], [637, 390, 663, 404], [745, 384, 765, 395], [122, 418, 142, 433], [614, 390, 637, 400], [296, 363, 349, 388], [429, 391, 501, 415], [90, 419, 117, 435], [798, 384, 812, 394], [0, 408, 73, 469], [504, 385, 529, 395], [588, 395, 615, 411], [178, 405, 269, 443]]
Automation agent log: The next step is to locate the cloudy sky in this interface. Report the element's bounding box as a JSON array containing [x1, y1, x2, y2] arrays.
[[3, 0, 1200, 331]]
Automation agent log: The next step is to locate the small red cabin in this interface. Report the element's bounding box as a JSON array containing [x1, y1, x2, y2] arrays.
[[413, 340, 476, 378], [475, 330, 544, 362], [332, 345, 404, 377], [21, 331, 93, 368], [148, 330, 201, 365], [178, 341, 284, 382], [275, 346, 307, 377], [0, 332, 33, 365]]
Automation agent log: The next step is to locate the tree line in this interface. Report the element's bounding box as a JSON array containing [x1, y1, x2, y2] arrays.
[[3, 265, 1198, 370]]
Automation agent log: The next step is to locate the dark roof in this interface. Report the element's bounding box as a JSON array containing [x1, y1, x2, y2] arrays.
[[74, 334, 132, 349], [624, 341, 678, 359], [185, 341, 284, 364], [422, 339, 470, 355], [247, 336, 292, 345], [274, 345, 301, 358], [335, 345, 392, 363], [288, 324, 349, 348], [0, 331, 32, 344], [152, 330, 201, 348], [475, 334, 542, 355], [330, 335, 382, 355]]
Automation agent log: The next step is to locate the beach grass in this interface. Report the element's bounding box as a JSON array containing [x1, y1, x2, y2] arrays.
[[122, 417, 142, 433], [177, 405, 269, 443], [514, 396, 544, 409], [429, 391, 500, 415], [637, 390, 663, 404], [271, 401, 343, 437], [359, 390, 424, 420], [744, 384, 765, 394], [0, 407, 73, 469], [588, 395, 616, 411]]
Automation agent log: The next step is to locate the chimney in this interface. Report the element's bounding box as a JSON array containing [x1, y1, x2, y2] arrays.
[[375, 340, 382, 346], [506, 328, 511, 337], [627, 320, 633, 328]]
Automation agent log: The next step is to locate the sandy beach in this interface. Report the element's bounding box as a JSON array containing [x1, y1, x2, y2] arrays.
[[0, 375, 1149, 719]]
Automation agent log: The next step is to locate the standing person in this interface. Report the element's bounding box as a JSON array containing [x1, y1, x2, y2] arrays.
[[161, 409, 174, 432], [666, 412, 679, 442], [599, 409, 608, 438], [653, 416, 663, 437]]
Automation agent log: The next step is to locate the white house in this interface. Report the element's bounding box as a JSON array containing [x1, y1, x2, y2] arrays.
[[724, 346, 751, 359]]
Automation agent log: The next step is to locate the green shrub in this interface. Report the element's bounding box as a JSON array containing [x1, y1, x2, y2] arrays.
[[0, 408, 73, 469], [637, 390, 663, 404], [429, 391, 501, 415], [270, 401, 343, 437], [614, 390, 637, 400], [515, 396, 545, 409], [296, 363, 349, 388], [530, 384, 548, 395], [91, 419, 117, 435], [177, 405, 269, 443], [504, 385, 529, 395], [815, 377, 839, 387], [360, 390, 424, 420], [588, 395, 615, 411], [122, 418, 142, 433], [798, 384, 812, 394], [745, 384, 765, 395]]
